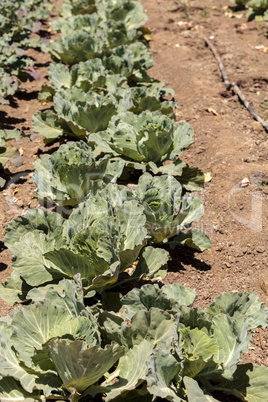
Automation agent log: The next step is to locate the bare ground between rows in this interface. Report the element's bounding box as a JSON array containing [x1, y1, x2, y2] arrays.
[[0, 0, 267, 368]]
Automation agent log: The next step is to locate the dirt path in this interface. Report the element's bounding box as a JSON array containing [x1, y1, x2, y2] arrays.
[[0, 0, 267, 366], [141, 0, 268, 365]]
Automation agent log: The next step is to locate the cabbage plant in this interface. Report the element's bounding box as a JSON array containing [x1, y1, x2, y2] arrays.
[[90, 111, 205, 190], [32, 141, 125, 207]]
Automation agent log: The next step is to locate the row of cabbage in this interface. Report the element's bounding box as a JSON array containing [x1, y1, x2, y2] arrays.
[[0, 0, 54, 103], [0, 0, 267, 400], [2, 0, 212, 304], [0, 0, 55, 186]]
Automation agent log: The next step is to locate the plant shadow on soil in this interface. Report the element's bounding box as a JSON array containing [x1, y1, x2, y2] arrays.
[[0, 242, 7, 272], [0, 111, 26, 129], [167, 245, 211, 273], [15, 90, 40, 102]]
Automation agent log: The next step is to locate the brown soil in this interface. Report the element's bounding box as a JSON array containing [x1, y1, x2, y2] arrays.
[[0, 0, 267, 367]]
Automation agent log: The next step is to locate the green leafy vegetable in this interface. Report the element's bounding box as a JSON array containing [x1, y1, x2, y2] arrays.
[[90, 111, 205, 190], [33, 141, 125, 207]]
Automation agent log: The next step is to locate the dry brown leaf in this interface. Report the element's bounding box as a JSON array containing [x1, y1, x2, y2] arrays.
[[260, 280, 268, 295], [255, 45, 268, 53], [204, 172, 212, 182], [240, 177, 250, 188], [206, 107, 219, 116]]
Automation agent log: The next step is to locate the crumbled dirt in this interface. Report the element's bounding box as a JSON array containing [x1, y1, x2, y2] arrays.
[[0, 0, 268, 367]]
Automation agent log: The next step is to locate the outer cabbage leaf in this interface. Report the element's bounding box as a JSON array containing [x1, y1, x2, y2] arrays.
[[32, 109, 64, 143], [0, 271, 31, 305], [44, 248, 121, 294], [59, 0, 96, 17], [5, 209, 64, 254], [127, 84, 176, 116], [149, 162, 205, 191], [177, 306, 212, 334], [98, 20, 148, 47], [131, 246, 169, 281], [10, 301, 78, 367], [183, 377, 219, 401], [44, 62, 73, 90], [248, 0, 268, 14], [0, 322, 45, 393], [146, 349, 183, 402], [212, 314, 252, 379], [91, 340, 153, 401], [0, 74, 19, 104], [98, 310, 124, 345], [210, 363, 268, 401], [0, 377, 44, 401], [28, 275, 89, 317], [0, 146, 23, 168], [2, 210, 66, 303], [121, 283, 196, 320], [205, 292, 268, 331], [6, 231, 64, 287], [48, 339, 124, 395], [169, 228, 212, 252], [0, 128, 22, 146]]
